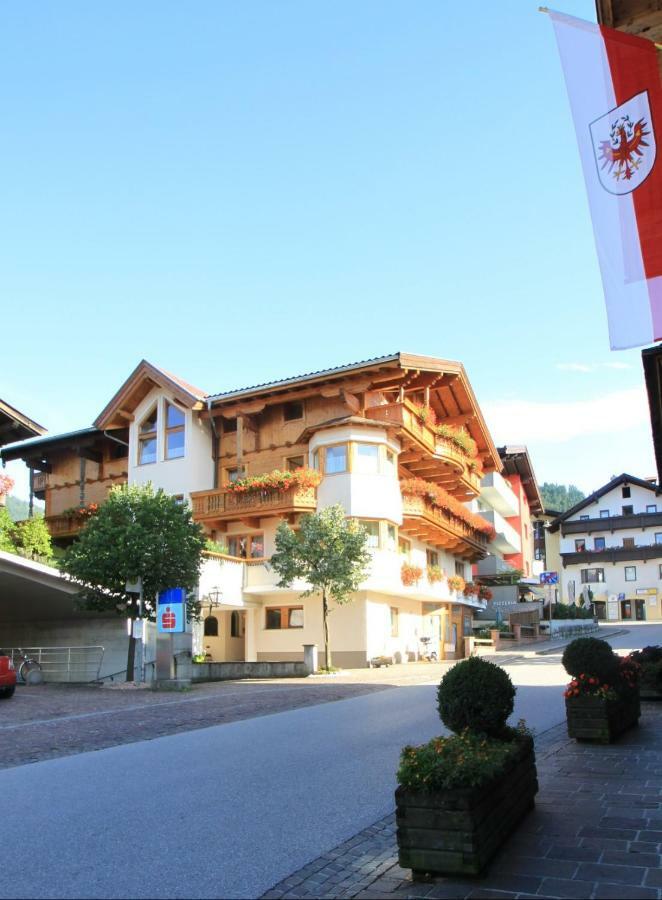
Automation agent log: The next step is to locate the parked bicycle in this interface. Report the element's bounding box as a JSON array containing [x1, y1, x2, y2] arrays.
[[418, 636, 438, 662], [11, 650, 44, 685]]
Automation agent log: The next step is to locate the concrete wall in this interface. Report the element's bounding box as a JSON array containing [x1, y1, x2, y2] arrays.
[[190, 660, 308, 681]]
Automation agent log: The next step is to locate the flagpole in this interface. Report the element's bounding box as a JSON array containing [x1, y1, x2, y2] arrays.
[[538, 5, 662, 49]]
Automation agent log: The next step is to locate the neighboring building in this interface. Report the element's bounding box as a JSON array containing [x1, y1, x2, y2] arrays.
[[0, 399, 45, 448], [548, 474, 662, 622], [2, 353, 502, 666], [532, 508, 562, 583]]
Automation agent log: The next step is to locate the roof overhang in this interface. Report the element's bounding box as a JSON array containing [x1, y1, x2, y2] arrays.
[[0, 399, 46, 448], [643, 344, 662, 488], [94, 360, 208, 430], [0, 427, 117, 468], [596, 0, 662, 44], [498, 445, 544, 514], [206, 352, 502, 473]]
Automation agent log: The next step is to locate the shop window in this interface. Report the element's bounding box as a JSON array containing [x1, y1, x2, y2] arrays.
[[283, 401, 304, 422], [165, 402, 186, 460], [355, 443, 380, 474], [625, 566, 637, 582], [204, 616, 218, 637], [265, 606, 304, 629], [138, 406, 158, 465], [390, 607, 399, 637], [358, 519, 380, 548], [286, 455, 305, 472], [325, 444, 348, 475]]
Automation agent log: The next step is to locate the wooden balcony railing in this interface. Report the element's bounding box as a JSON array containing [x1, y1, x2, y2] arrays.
[[401, 493, 489, 560], [45, 514, 85, 538], [191, 484, 317, 523], [366, 400, 480, 498], [33, 472, 48, 493]]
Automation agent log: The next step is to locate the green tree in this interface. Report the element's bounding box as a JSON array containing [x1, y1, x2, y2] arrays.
[[0, 506, 16, 552], [540, 482, 585, 513], [270, 505, 371, 670], [13, 516, 53, 560], [62, 483, 206, 680]]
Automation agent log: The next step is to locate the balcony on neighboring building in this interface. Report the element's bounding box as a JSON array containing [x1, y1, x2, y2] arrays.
[[560, 511, 662, 535], [479, 471, 519, 518], [32, 472, 48, 499], [191, 483, 318, 528], [561, 544, 662, 566], [477, 508, 521, 555], [366, 399, 481, 499], [400, 492, 489, 561]]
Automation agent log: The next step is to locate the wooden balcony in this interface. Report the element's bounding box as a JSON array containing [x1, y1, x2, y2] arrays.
[[561, 545, 662, 566], [366, 400, 480, 498], [33, 472, 48, 495], [191, 484, 317, 527], [44, 514, 85, 539], [400, 493, 489, 561]]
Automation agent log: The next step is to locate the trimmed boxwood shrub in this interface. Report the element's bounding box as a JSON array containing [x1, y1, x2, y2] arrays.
[[630, 646, 662, 693], [437, 656, 515, 737], [562, 637, 619, 685]]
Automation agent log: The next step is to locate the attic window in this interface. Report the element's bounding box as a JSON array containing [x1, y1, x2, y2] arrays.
[[223, 417, 237, 434], [165, 402, 185, 459], [283, 401, 304, 422], [138, 407, 158, 465]]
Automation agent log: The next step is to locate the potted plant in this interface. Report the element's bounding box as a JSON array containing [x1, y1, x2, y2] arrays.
[[395, 657, 537, 879], [426, 564, 444, 584], [401, 562, 423, 586], [629, 646, 662, 700], [562, 637, 640, 743], [447, 574, 465, 594]]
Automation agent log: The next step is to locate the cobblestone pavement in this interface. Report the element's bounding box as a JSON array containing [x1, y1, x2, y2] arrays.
[[261, 703, 662, 900], [0, 678, 395, 769]]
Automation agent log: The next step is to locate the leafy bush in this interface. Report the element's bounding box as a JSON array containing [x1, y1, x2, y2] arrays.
[[437, 656, 515, 737], [552, 602, 594, 620], [13, 517, 53, 560], [630, 646, 662, 693], [562, 637, 619, 685], [205, 539, 228, 555], [397, 728, 526, 791]]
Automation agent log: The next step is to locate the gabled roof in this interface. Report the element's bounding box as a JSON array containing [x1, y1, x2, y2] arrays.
[[497, 445, 543, 515], [94, 360, 208, 430], [0, 399, 46, 447], [548, 473, 658, 532]]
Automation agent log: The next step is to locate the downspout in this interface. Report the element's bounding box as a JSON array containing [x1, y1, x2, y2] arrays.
[[103, 430, 129, 448], [207, 398, 219, 490]]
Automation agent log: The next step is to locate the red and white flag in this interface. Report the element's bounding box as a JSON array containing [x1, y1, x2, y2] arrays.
[[548, 11, 662, 349]]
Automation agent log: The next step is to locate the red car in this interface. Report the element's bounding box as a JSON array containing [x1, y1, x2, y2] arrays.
[[0, 656, 16, 699]]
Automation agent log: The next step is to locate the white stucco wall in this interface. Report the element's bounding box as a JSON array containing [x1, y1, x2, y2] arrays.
[[565, 482, 658, 522], [128, 387, 214, 500]]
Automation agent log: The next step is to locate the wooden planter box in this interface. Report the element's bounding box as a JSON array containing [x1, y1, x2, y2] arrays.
[[565, 690, 640, 743], [395, 736, 537, 879]]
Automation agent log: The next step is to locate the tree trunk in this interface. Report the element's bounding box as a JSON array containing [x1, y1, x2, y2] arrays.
[[322, 590, 331, 670], [126, 621, 136, 682]]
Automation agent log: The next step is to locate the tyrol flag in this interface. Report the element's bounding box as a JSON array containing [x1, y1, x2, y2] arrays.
[[548, 11, 662, 349]]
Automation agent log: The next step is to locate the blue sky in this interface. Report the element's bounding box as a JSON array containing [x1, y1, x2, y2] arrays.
[[1, 0, 655, 498]]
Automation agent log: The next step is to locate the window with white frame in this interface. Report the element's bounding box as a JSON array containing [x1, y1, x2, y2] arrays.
[[625, 566, 637, 582], [647, 504, 658, 513]]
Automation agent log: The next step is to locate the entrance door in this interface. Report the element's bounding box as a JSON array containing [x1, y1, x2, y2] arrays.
[[620, 600, 632, 620], [593, 601, 606, 621], [635, 599, 646, 621]]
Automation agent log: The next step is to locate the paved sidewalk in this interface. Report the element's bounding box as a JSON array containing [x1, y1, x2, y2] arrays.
[[262, 703, 662, 900]]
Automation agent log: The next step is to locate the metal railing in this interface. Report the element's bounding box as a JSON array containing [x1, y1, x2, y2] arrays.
[[3, 646, 105, 683]]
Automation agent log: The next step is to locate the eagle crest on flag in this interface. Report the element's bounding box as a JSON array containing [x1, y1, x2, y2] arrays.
[[590, 90, 657, 195]]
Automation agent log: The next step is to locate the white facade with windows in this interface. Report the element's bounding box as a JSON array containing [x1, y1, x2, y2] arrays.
[[552, 475, 662, 623]]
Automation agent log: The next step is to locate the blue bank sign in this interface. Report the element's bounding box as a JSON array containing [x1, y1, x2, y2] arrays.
[[157, 587, 186, 633]]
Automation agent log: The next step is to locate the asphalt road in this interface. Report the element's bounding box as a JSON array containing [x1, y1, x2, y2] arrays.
[[2, 623, 660, 899]]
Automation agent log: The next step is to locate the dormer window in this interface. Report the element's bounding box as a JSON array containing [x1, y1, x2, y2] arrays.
[[165, 402, 185, 459], [138, 407, 158, 465]]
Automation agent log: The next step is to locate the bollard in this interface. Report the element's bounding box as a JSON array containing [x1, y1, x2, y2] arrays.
[[303, 643, 318, 675]]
